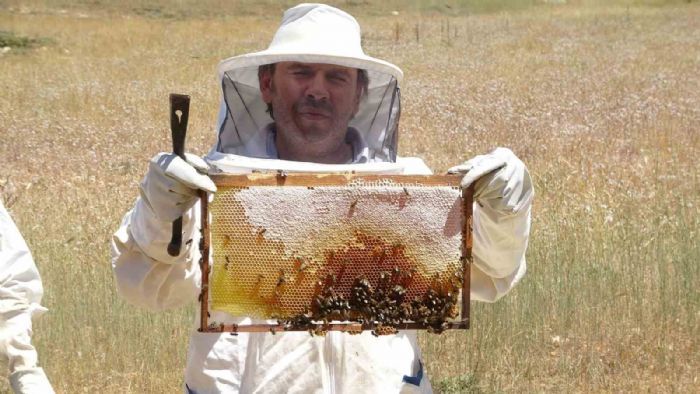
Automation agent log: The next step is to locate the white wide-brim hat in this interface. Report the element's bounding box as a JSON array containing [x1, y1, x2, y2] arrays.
[[217, 3, 403, 85], [213, 3, 403, 164]]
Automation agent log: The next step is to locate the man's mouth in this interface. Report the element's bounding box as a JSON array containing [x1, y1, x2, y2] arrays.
[[298, 110, 330, 120], [296, 99, 333, 120]]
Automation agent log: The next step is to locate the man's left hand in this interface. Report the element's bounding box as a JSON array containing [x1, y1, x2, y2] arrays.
[[448, 147, 533, 214]]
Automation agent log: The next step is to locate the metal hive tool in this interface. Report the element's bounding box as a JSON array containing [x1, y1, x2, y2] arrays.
[[198, 173, 472, 335]]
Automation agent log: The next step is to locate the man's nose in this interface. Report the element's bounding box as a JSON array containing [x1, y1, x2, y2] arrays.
[[305, 74, 329, 101]]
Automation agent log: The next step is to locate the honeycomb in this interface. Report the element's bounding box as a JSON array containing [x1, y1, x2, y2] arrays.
[[207, 174, 466, 330]]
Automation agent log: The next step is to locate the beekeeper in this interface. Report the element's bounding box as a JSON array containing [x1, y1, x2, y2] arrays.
[[0, 202, 55, 394], [112, 3, 533, 393]]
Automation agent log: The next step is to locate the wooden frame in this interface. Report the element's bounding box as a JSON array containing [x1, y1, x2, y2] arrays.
[[198, 173, 473, 334]]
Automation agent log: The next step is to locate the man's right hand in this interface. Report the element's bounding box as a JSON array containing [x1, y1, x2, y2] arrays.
[[139, 153, 217, 222]]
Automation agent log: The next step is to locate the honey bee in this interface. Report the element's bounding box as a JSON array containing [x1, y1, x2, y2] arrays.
[[294, 257, 309, 273], [372, 246, 387, 265], [390, 243, 404, 257], [256, 228, 267, 244], [276, 269, 286, 287], [222, 234, 232, 249], [446, 303, 459, 318]]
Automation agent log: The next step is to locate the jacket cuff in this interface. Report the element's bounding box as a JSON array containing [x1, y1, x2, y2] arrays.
[[10, 367, 55, 394]]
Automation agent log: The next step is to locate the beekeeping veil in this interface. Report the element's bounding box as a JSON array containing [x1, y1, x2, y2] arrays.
[[212, 3, 402, 164]]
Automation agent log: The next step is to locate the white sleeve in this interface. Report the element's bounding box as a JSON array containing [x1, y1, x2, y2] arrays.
[[470, 199, 531, 302], [110, 195, 202, 311], [0, 204, 45, 319], [0, 203, 54, 393], [469, 154, 533, 302], [10, 367, 55, 394]]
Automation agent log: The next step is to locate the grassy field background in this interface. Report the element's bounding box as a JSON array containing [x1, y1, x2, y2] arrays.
[[1, 0, 698, 392]]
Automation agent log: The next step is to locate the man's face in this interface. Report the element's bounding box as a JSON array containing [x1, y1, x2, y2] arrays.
[[260, 62, 362, 162]]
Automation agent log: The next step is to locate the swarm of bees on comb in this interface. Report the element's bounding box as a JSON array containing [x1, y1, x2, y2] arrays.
[[280, 266, 462, 336]]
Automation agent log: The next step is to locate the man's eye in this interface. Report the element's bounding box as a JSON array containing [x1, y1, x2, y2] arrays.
[[293, 70, 311, 77], [330, 75, 348, 83]]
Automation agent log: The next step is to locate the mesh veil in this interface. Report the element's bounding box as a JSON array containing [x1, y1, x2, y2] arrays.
[[214, 66, 401, 163]]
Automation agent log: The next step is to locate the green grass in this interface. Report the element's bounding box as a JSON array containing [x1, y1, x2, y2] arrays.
[[0, 30, 50, 49], [435, 372, 481, 393]]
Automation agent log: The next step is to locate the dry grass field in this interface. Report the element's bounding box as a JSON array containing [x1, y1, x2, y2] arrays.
[[1, 0, 698, 392]]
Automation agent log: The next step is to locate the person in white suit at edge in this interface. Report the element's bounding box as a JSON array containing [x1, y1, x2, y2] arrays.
[[111, 3, 533, 393], [0, 201, 55, 393]]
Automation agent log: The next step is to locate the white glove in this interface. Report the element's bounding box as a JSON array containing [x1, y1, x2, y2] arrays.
[[139, 153, 217, 222], [10, 367, 55, 394], [448, 147, 533, 213]]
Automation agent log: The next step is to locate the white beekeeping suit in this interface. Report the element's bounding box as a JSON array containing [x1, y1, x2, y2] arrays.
[[0, 202, 55, 394], [112, 3, 532, 393]]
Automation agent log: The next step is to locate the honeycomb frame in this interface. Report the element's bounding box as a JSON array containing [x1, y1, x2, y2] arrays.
[[198, 173, 473, 335]]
